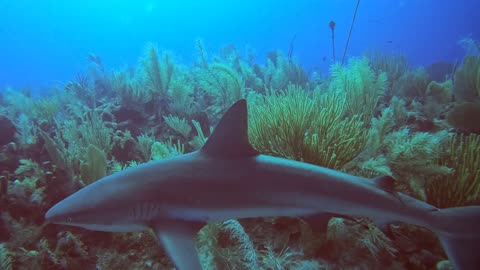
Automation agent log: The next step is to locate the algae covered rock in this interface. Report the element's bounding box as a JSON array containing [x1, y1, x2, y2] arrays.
[[426, 80, 453, 104], [447, 102, 480, 132], [0, 116, 16, 146]]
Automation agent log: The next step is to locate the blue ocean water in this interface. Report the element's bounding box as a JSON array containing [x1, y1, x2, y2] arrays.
[[2, 1, 480, 269], [1, 0, 478, 93]]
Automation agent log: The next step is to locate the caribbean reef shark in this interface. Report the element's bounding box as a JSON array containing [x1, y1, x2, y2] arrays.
[[45, 99, 480, 270]]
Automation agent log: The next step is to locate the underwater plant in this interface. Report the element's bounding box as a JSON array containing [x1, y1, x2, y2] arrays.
[[2, 88, 35, 120], [150, 139, 185, 160], [131, 133, 186, 164], [248, 84, 368, 170], [163, 114, 192, 139], [426, 133, 480, 208], [458, 37, 480, 57], [31, 96, 62, 127], [167, 72, 196, 116], [189, 120, 210, 150], [194, 42, 245, 118], [203, 63, 245, 113], [383, 129, 452, 199], [426, 80, 453, 105], [38, 106, 116, 185], [453, 55, 480, 102], [197, 220, 260, 270], [413, 79, 453, 125], [142, 44, 175, 100], [367, 51, 410, 91], [0, 243, 12, 270], [392, 68, 431, 99], [329, 57, 387, 124], [326, 217, 397, 267], [351, 99, 453, 200], [14, 114, 37, 148], [135, 133, 156, 162], [263, 51, 308, 90], [79, 144, 107, 185], [110, 68, 153, 109]]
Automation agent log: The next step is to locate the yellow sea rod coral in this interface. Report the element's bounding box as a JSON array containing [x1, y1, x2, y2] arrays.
[[248, 85, 368, 170]]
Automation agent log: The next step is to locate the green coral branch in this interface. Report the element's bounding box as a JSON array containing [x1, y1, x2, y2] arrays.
[[150, 139, 185, 160], [163, 114, 192, 138], [0, 243, 12, 270], [80, 144, 107, 185], [210, 63, 244, 104], [329, 57, 387, 124], [197, 220, 259, 270], [142, 44, 175, 99], [198, 62, 245, 116], [248, 85, 368, 170], [189, 120, 209, 150], [39, 129, 75, 181], [426, 133, 480, 208], [367, 51, 409, 83]]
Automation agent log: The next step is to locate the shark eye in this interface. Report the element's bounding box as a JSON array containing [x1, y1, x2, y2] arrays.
[[66, 217, 73, 222]]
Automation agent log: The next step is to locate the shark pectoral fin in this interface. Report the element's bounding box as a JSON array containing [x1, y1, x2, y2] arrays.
[[438, 236, 480, 270], [431, 206, 480, 270], [152, 220, 206, 270]]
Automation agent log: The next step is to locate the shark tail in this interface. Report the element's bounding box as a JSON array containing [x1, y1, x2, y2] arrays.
[[430, 206, 480, 270]]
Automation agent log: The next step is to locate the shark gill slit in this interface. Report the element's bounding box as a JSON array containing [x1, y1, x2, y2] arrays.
[[133, 202, 160, 221]]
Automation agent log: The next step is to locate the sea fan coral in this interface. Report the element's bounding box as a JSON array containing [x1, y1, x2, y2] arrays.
[[454, 55, 480, 101]]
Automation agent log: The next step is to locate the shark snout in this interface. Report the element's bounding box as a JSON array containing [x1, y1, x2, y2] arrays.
[[45, 199, 71, 224], [44, 206, 54, 222], [45, 180, 109, 224], [44, 190, 92, 224]]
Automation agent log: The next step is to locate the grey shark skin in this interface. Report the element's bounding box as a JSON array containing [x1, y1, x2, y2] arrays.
[[45, 99, 480, 270]]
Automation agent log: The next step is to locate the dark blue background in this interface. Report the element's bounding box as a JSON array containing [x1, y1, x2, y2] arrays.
[[1, 0, 479, 92]]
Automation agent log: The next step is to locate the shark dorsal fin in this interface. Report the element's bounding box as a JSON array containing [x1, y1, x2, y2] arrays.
[[201, 99, 259, 158], [373, 175, 396, 194]]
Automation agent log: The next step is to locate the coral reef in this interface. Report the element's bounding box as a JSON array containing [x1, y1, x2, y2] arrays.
[[1, 38, 479, 270]]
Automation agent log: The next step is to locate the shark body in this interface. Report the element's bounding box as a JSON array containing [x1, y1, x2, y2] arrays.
[[45, 100, 480, 270]]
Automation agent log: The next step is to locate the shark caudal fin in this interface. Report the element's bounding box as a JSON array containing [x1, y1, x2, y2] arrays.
[[431, 206, 480, 270]]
